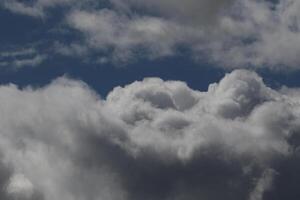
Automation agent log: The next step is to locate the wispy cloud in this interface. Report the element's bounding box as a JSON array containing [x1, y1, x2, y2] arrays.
[[65, 0, 300, 69], [2, 0, 300, 69], [1, 0, 73, 18], [0, 48, 36, 58], [0, 48, 47, 69]]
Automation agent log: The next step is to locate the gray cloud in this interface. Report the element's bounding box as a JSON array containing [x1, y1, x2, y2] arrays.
[[0, 70, 299, 199], [249, 169, 277, 200], [111, 0, 234, 25]]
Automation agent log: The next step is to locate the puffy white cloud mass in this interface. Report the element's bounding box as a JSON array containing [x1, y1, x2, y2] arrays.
[[0, 69, 299, 199]]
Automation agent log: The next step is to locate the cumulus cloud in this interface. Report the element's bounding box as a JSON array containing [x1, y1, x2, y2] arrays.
[[0, 48, 36, 58], [0, 70, 299, 199]]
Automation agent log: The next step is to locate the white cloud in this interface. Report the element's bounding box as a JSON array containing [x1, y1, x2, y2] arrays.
[[62, 0, 300, 68], [0, 78, 127, 200], [3, 0, 300, 69], [0, 70, 299, 199], [105, 70, 292, 161], [66, 9, 189, 62]]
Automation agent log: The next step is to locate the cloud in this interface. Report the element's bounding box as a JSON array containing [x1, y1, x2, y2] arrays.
[[0, 78, 127, 200], [249, 169, 277, 200], [0, 48, 36, 58], [6, 174, 35, 200], [63, 0, 300, 68], [2, 0, 300, 69], [66, 9, 187, 62], [111, 0, 234, 25], [0, 70, 299, 199], [0, 48, 47, 69], [203, 0, 300, 69], [1, 0, 73, 17], [52, 42, 88, 57]]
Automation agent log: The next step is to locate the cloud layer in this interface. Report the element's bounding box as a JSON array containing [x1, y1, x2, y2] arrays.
[[2, 0, 300, 69], [0, 70, 299, 199], [69, 0, 300, 68]]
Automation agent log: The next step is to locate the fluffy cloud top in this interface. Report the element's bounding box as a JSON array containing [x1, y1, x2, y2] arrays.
[[0, 70, 299, 199]]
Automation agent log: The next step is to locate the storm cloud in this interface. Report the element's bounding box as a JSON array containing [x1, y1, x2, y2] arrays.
[[0, 70, 299, 199]]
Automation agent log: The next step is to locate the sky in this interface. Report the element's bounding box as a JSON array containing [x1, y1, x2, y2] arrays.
[[0, 0, 300, 200]]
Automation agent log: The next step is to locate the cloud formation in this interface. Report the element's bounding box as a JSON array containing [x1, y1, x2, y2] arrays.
[[2, 0, 300, 69], [66, 9, 184, 61], [0, 70, 299, 199], [62, 0, 300, 68]]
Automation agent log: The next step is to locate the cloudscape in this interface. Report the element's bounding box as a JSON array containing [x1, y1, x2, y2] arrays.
[[1, 0, 300, 200]]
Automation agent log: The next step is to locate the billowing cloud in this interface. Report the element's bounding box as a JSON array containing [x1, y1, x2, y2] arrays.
[[0, 70, 299, 199]]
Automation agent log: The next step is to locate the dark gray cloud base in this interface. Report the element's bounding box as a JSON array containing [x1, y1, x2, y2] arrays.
[[0, 70, 299, 199]]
